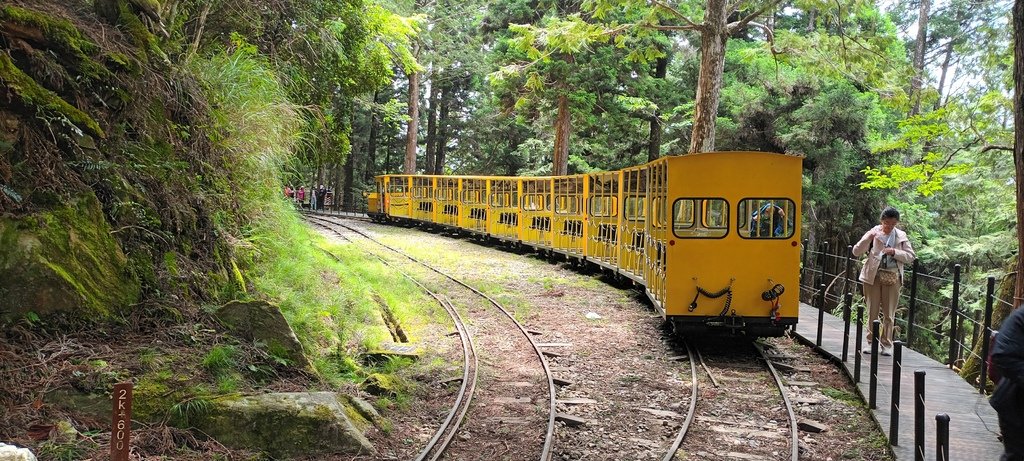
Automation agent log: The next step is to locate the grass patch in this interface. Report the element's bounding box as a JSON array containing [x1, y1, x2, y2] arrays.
[[821, 387, 862, 405], [192, 40, 433, 386]]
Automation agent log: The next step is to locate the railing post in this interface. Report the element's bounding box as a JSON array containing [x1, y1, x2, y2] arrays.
[[870, 319, 880, 409], [800, 238, 809, 288], [817, 283, 826, 347], [890, 341, 903, 446], [972, 310, 981, 353], [842, 292, 852, 362], [948, 264, 961, 368], [980, 276, 995, 394], [816, 242, 829, 294], [935, 413, 950, 461], [855, 300, 864, 383], [915, 370, 926, 461], [907, 259, 919, 347], [844, 245, 854, 297]]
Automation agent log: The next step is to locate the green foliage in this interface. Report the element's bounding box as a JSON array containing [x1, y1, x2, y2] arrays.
[[203, 345, 237, 375], [0, 54, 105, 138]]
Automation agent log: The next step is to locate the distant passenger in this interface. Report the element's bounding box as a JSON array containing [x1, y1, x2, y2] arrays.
[[992, 306, 1024, 461], [310, 185, 318, 211], [297, 186, 306, 207], [751, 202, 786, 237], [851, 207, 916, 356], [317, 185, 327, 211], [284, 185, 293, 199]]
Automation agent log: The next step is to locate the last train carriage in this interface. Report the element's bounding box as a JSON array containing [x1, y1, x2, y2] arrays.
[[366, 151, 802, 337]]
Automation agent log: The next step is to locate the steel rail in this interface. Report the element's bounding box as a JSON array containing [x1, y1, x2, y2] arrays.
[[661, 339, 698, 461], [305, 217, 480, 461], [312, 215, 557, 461], [754, 342, 800, 461]]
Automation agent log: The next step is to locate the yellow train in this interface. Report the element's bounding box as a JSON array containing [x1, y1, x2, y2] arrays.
[[367, 151, 802, 336]]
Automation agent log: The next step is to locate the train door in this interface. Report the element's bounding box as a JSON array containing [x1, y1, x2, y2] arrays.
[[552, 176, 584, 256], [436, 177, 459, 227], [411, 176, 434, 222], [387, 176, 411, 218], [488, 179, 519, 240], [644, 161, 669, 310], [586, 172, 619, 267], [520, 178, 552, 247], [620, 167, 648, 279], [461, 178, 487, 233]]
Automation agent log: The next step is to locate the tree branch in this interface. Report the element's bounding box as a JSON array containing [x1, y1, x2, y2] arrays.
[[742, 21, 782, 54], [650, 24, 703, 31], [727, 0, 784, 34], [649, 0, 703, 30], [980, 145, 1014, 154]]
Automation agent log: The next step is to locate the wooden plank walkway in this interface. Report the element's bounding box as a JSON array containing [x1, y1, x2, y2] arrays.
[[793, 302, 1003, 460]]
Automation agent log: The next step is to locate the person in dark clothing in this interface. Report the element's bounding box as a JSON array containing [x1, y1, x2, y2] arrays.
[[316, 185, 327, 211], [992, 306, 1024, 461]]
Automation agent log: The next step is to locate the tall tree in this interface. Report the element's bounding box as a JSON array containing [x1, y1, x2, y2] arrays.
[[909, 0, 931, 117], [1014, 0, 1024, 305], [404, 44, 421, 174]]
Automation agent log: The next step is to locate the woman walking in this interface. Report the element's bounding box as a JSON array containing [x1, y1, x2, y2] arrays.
[[851, 207, 916, 356]]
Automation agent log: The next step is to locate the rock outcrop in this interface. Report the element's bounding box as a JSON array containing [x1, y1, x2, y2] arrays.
[[0, 193, 140, 322], [193, 392, 373, 458], [215, 300, 312, 369]]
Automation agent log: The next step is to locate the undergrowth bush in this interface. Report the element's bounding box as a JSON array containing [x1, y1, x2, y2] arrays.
[[190, 37, 431, 382]]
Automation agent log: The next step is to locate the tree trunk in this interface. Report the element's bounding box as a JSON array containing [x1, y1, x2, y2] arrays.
[[1014, 0, 1024, 305], [435, 86, 451, 175], [342, 149, 355, 209], [364, 92, 380, 182], [934, 40, 954, 111], [648, 54, 669, 161], [424, 76, 440, 175], [689, 0, 729, 153], [404, 53, 420, 174], [552, 93, 571, 175], [909, 0, 931, 117]]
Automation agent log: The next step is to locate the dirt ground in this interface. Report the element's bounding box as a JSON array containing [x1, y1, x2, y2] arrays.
[[337, 220, 895, 461]]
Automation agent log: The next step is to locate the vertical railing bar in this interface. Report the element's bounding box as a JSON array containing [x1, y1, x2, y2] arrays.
[[907, 259, 920, 347], [890, 341, 903, 446], [948, 264, 961, 367]]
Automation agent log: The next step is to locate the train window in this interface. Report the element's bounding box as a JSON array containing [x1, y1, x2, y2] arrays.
[[554, 196, 580, 215], [624, 197, 646, 221], [522, 194, 547, 211], [589, 196, 617, 217], [462, 190, 483, 204], [672, 198, 728, 239], [490, 192, 511, 208], [737, 198, 796, 239], [651, 197, 667, 228], [388, 184, 408, 195]]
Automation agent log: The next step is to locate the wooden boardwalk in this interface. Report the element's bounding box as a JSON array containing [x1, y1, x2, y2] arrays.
[[793, 302, 1004, 460]]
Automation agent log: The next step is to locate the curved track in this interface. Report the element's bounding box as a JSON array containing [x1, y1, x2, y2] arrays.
[[662, 340, 799, 461], [307, 214, 557, 461]]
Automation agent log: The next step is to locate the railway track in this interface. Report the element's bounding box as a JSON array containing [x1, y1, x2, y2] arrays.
[[306, 214, 557, 461], [662, 339, 799, 461]]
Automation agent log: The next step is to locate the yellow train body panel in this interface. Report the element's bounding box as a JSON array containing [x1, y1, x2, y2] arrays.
[[368, 151, 802, 336]]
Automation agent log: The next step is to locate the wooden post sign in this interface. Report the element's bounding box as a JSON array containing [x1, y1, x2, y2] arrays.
[[110, 382, 133, 461]]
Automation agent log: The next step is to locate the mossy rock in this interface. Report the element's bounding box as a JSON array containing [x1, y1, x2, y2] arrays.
[[361, 373, 405, 398], [192, 392, 373, 458], [0, 193, 140, 321], [44, 388, 111, 427], [215, 300, 312, 370]]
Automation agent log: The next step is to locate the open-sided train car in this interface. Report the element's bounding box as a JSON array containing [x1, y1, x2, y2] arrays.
[[366, 152, 802, 337]]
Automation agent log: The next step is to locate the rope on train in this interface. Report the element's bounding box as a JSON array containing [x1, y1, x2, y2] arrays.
[[688, 278, 735, 315], [762, 282, 785, 322]]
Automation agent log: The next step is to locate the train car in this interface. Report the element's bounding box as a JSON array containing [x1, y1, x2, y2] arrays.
[[369, 152, 802, 337]]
